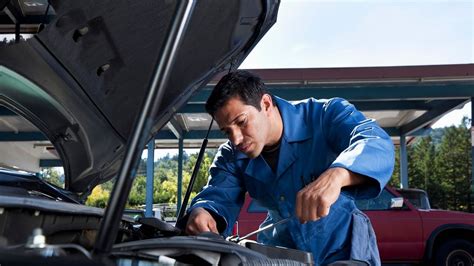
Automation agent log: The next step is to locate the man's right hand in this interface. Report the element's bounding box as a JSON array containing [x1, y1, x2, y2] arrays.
[[185, 207, 219, 235]]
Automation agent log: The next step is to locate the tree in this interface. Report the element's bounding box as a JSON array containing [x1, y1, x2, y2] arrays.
[[128, 175, 147, 207], [39, 167, 64, 188], [387, 119, 472, 213], [184, 150, 216, 195], [389, 146, 401, 188], [389, 144, 416, 188], [434, 120, 471, 211], [410, 136, 436, 192], [154, 150, 217, 205], [85, 185, 110, 208], [99, 149, 218, 208]]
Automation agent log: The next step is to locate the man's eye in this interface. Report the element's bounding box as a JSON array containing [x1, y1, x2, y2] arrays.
[[237, 118, 247, 127]]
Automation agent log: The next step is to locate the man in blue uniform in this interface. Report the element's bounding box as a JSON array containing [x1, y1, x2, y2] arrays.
[[181, 70, 394, 265]]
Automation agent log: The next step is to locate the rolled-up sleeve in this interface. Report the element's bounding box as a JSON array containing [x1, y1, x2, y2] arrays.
[[322, 98, 395, 199]]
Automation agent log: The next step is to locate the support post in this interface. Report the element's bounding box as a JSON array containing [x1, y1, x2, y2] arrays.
[[400, 134, 408, 189], [145, 138, 155, 217], [177, 137, 184, 214], [15, 23, 20, 43], [470, 98, 474, 212]]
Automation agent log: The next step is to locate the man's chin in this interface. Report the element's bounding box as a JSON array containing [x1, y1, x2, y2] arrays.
[[244, 149, 261, 159], [246, 153, 258, 159]]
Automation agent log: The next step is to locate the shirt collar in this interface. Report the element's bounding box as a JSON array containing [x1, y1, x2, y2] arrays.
[[234, 96, 311, 160], [274, 96, 311, 142]]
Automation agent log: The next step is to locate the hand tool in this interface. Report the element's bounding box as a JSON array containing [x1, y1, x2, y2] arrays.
[[229, 217, 291, 242]]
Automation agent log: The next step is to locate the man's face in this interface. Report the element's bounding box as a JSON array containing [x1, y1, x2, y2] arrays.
[[215, 96, 270, 158]]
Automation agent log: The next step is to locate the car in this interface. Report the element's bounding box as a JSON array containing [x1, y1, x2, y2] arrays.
[[394, 188, 431, 210], [0, 1, 318, 265], [235, 187, 474, 265]]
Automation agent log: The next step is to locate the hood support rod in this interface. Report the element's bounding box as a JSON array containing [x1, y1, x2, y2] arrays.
[[93, 0, 196, 255], [176, 119, 213, 222]]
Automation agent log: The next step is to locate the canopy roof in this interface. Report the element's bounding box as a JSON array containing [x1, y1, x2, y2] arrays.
[[2, 64, 473, 172]]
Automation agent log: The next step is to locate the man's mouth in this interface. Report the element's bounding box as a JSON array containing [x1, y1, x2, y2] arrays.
[[239, 143, 251, 153]]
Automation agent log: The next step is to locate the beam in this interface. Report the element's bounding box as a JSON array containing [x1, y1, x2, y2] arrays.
[[156, 130, 225, 140], [383, 127, 430, 137], [158, 127, 422, 141], [179, 100, 445, 114], [399, 99, 467, 135], [39, 159, 61, 167], [157, 127, 408, 139], [167, 117, 183, 139], [0, 129, 222, 141], [0, 131, 47, 141], [0, 124, 428, 144], [0, 14, 55, 24], [0, 23, 42, 34], [3, 0, 27, 25], [0, 0, 9, 11], [0, 126, 423, 153], [190, 83, 474, 102]]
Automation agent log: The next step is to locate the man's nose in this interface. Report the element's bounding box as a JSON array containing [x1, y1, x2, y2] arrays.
[[229, 130, 243, 146]]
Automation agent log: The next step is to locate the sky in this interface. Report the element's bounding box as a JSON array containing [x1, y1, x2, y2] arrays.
[[147, 0, 473, 159], [239, 0, 473, 128], [240, 0, 472, 69]]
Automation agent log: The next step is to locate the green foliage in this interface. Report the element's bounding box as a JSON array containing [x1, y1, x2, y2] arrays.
[[85, 150, 216, 209], [85, 185, 110, 208], [410, 136, 436, 191], [391, 117, 473, 212], [184, 150, 216, 195], [388, 146, 401, 188], [39, 167, 64, 188], [128, 175, 147, 207], [433, 122, 471, 211]]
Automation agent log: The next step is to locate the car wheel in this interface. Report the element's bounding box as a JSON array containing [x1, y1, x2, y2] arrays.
[[434, 239, 474, 266]]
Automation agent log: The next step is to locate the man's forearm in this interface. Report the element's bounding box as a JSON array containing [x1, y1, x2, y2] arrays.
[[332, 167, 366, 188]]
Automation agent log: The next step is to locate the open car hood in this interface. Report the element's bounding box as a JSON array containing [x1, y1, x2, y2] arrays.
[[0, 0, 279, 195]]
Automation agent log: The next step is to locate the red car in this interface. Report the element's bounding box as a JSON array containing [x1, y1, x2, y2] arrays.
[[235, 187, 474, 265]]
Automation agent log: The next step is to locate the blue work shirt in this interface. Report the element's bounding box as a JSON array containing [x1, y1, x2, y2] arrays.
[[187, 97, 395, 265]]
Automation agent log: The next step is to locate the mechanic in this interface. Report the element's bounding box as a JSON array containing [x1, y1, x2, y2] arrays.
[[178, 70, 395, 265]]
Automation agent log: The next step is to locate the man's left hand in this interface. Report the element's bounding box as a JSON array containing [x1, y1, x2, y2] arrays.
[[295, 167, 364, 223]]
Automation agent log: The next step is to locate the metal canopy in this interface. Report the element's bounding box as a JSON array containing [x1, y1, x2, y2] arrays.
[[169, 64, 474, 147], [0, 64, 473, 170]]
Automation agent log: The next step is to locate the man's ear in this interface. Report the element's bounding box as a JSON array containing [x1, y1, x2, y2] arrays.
[[261, 94, 273, 112]]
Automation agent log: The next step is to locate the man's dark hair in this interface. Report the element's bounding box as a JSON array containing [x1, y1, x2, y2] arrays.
[[205, 70, 274, 117]]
